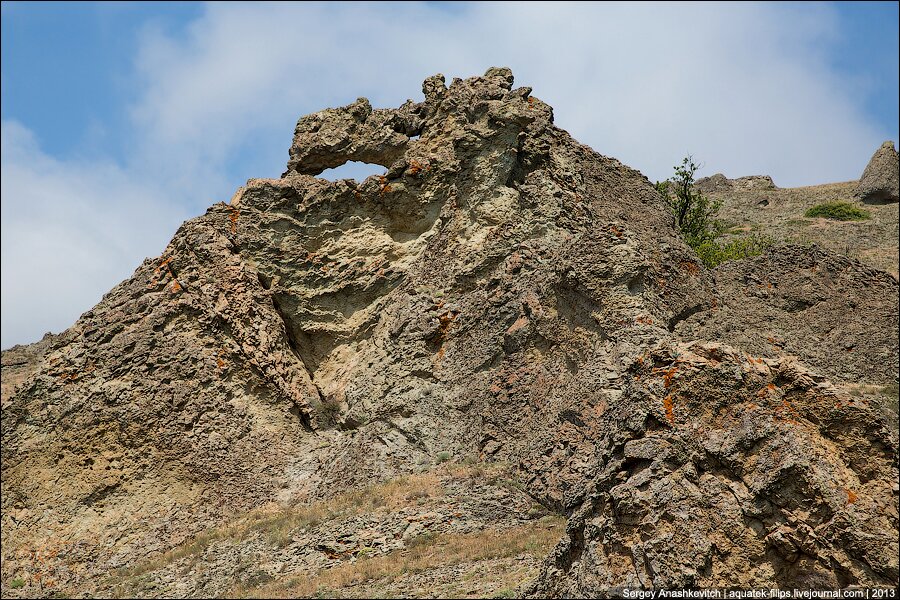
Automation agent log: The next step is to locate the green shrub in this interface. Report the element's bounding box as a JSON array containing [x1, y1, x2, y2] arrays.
[[657, 156, 772, 268], [804, 202, 870, 221], [9, 578, 25, 589], [694, 233, 774, 268], [435, 451, 452, 464], [655, 156, 723, 248]]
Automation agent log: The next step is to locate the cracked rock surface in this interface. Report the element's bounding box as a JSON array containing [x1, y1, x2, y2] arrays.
[[2, 68, 897, 597]]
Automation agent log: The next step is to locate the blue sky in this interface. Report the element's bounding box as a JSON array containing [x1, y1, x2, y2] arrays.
[[2, 1, 898, 347]]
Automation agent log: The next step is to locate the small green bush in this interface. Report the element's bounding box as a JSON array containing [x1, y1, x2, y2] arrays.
[[435, 451, 452, 464], [9, 578, 25, 589], [655, 156, 723, 248], [804, 202, 870, 221], [694, 233, 775, 268], [657, 156, 772, 268]]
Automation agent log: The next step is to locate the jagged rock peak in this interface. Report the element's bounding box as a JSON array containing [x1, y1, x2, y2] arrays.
[[284, 67, 546, 177]]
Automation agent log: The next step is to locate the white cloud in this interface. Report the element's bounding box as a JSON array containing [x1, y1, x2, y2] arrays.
[[0, 121, 188, 348], [129, 1, 886, 188], [1, 2, 893, 347]]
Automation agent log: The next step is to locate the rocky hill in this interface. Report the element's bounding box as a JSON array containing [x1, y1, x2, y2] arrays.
[[698, 169, 898, 277], [2, 68, 897, 598]]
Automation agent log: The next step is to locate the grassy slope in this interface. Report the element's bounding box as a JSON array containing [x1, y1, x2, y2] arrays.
[[712, 180, 898, 277]]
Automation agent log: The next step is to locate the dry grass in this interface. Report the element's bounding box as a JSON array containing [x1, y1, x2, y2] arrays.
[[111, 462, 511, 586], [710, 179, 899, 276], [235, 516, 564, 598]]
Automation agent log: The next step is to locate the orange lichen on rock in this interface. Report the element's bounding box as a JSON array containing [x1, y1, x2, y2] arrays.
[[663, 366, 678, 388], [229, 206, 240, 234], [56, 363, 95, 383], [155, 256, 174, 274], [148, 256, 176, 288], [378, 175, 392, 196], [437, 311, 457, 339], [434, 310, 459, 359], [663, 395, 676, 426], [773, 399, 802, 424], [680, 260, 701, 276], [845, 488, 858, 504], [407, 159, 426, 177], [756, 382, 777, 398]]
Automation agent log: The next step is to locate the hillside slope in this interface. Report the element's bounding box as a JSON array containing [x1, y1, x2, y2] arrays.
[[2, 69, 897, 598]]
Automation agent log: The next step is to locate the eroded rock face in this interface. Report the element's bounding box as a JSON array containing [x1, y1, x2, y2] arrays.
[[695, 174, 776, 194], [528, 341, 898, 595], [677, 246, 899, 385], [856, 141, 900, 204], [0, 333, 56, 405], [2, 68, 897, 596]]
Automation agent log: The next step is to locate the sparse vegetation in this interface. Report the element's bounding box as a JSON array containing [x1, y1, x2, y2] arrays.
[[804, 201, 871, 221], [841, 383, 899, 435], [113, 471, 444, 585], [435, 451, 452, 464], [693, 233, 775, 268], [101, 463, 542, 598], [655, 156, 723, 249], [9, 578, 25, 589], [239, 516, 564, 598], [656, 156, 774, 267]]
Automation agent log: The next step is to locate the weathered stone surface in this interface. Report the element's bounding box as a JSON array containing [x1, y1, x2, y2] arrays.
[[677, 245, 899, 385], [855, 141, 899, 204], [2, 68, 897, 597], [696, 173, 776, 194], [0, 332, 56, 405], [528, 341, 898, 595]]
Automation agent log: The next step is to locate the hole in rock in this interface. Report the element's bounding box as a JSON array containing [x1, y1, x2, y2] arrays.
[[318, 161, 386, 182]]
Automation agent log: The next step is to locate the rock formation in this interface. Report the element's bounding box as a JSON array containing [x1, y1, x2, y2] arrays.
[[855, 140, 899, 204], [677, 246, 898, 385], [2, 68, 897, 597], [695, 174, 776, 195]]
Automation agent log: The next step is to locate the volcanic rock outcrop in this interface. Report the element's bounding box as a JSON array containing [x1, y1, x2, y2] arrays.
[[695, 173, 776, 194], [856, 140, 899, 204], [2, 68, 897, 597]]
